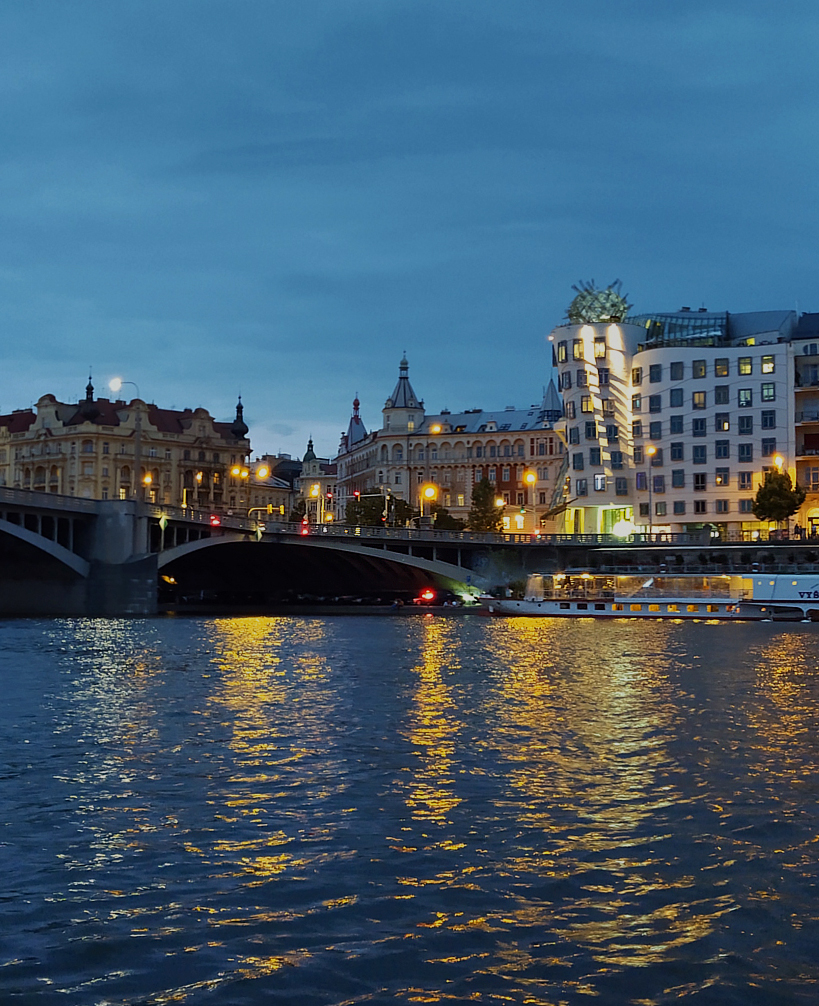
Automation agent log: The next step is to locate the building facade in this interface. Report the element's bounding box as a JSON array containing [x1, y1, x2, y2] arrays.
[[553, 308, 819, 535], [335, 357, 565, 532], [0, 380, 252, 510]]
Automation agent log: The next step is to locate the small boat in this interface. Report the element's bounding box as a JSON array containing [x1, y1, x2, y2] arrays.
[[481, 573, 819, 621]]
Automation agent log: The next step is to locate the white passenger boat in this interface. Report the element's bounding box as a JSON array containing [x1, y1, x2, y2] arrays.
[[481, 573, 819, 621]]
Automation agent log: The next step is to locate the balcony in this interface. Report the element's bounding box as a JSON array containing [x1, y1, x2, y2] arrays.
[[796, 412, 819, 424], [797, 446, 819, 457]]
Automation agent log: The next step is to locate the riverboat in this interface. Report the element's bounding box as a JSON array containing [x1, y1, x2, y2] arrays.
[[481, 573, 819, 621]]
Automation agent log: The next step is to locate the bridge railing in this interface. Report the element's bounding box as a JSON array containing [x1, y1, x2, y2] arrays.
[[0, 486, 100, 513], [144, 504, 816, 548]]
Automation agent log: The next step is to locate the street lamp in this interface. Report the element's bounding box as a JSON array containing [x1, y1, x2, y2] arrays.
[[310, 482, 323, 524], [773, 454, 784, 471], [645, 445, 657, 535], [421, 483, 437, 517], [524, 469, 537, 531]]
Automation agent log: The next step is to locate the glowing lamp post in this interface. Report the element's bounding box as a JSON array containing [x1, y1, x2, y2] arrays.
[[421, 483, 437, 518], [524, 469, 537, 531], [645, 445, 657, 535]]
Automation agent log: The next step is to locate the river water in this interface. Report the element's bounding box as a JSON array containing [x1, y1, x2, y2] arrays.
[[1, 615, 818, 1005]]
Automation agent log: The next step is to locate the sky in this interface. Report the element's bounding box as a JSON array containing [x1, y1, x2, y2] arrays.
[[1, 0, 817, 460]]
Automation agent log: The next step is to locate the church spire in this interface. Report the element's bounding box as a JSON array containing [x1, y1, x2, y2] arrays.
[[230, 396, 249, 438]]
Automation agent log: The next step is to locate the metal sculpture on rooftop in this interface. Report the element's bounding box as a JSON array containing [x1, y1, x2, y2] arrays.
[[567, 279, 632, 324]]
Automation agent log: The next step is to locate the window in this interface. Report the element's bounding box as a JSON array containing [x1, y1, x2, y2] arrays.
[[714, 386, 729, 405], [632, 367, 643, 385], [558, 342, 567, 362], [715, 440, 730, 459], [761, 410, 776, 429], [762, 355, 775, 374], [761, 383, 775, 402], [692, 360, 706, 379], [715, 499, 729, 513], [670, 415, 684, 434], [670, 388, 683, 407], [606, 425, 619, 442], [670, 361, 684, 381], [602, 399, 614, 415], [694, 500, 707, 514], [572, 453, 584, 471], [650, 448, 663, 466], [649, 421, 662, 440], [610, 450, 623, 469], [594, 474, 606, 491], [649, 364, 662, 383], [715, 358, 729, 377], [648, 394, 661, 413], [639, 503, 649, 516], [739, 498, 754, 513], [594, 337, 606, 358], [632, 420, 643, 438], [572, 339, 583, 360], [615, 477, 628, 496], [569, 427, 580, 444], [738, 415, 753, 435], [560, 371, 572, 390], [672, 469, 685, 488], [739, 471, 753, 490], [183, 449, 191, 461], [694, 473, 707, 491], [714, 414, 730, 433], [738, 388, 752, 407], [566, 402, 576, 419], [585, 421, 597, 440], [761, 438, 777, 457], [693, 418, 706, 437], [580, 396, 592, 413], [577, 370, 588, 388], [636, 471, 647, 490], [674, 500, 686, 515], [738, 443, 753, 463], [670, 442, 684, 461], [653, 475, 665, 493], [693, 391, 706, 409], [102, 442, 109, 454], [589, 447, 601, 466], [693, 445, 707, 464], [655, 501, 667, 516], [632, 394, 642, 412], [598, 368, 610, 386], [501, 466, 511, 480], [576, 478, 588, 496], [715, 468, 729, 487], [634, 446, 644, 465], [739, 357, 752, 375]]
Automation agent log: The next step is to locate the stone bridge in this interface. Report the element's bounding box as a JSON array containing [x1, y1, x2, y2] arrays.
[[2, 487, 819, 615]]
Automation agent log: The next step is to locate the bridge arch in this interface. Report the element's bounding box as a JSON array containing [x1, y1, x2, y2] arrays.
[[0, 517, 89, 577]]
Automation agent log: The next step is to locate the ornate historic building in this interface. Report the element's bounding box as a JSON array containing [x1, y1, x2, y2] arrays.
[[0, 379, 252, 509], [334, 357, 565, 532]]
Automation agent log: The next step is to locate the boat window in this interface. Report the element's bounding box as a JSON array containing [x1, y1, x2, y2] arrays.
[[576, 602, 588, 610], [649, 604, 660, 612], [687, 604, 699, 612], [560, 602, 570, 609], [707, 605, 719, 613], [630, 603, 642, 612], [594, 603, 605, 610], [613, 603, 624, 611], [667, 604, 679, 613]]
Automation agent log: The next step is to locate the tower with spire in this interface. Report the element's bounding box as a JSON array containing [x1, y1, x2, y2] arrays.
[[382, 354, 424, 433]]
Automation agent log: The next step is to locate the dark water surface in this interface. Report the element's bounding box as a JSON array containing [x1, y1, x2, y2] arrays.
[[1, 615, 819, 1005]]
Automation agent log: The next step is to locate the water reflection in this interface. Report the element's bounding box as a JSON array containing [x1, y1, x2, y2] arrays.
[[400, 618, 464, 827]]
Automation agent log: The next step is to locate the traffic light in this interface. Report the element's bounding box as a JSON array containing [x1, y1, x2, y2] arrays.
[[279, 504, 285, 515], [266, 504, 273, 514], [353, 490, 360, 499]]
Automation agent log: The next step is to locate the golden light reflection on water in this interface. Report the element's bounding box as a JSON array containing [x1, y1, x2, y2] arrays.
[[400, 618, 465, 828]]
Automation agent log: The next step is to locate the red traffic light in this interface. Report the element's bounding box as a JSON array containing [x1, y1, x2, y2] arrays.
[[353, 490, 360, 498], [209, 514, 221, 526]]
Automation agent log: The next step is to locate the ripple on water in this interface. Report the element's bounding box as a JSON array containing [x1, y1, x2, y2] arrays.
[[0, 616, 818, 1004]]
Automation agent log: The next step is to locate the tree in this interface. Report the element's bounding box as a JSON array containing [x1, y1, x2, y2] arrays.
[[467, 477, 503, 532], [392, 498, 418, 526], [344, 492, 386, 526], [430, 504, 466, 531], [752, 470, 806, 525]]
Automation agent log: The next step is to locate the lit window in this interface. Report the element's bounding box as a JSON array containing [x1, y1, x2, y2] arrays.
[[738, 388, 752, 407], [762, 355, 775, 374], [693, 391, 706, 409], [715, 358, 729, 377], [738, 357, 752, 375], [594, 338, 606, 358], [580, 396, 592, 413], [594, 473, 606, 491], [573, 339, 583, 360]]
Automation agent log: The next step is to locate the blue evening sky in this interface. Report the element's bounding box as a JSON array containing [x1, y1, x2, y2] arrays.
[[1, 1, 816, 459]]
